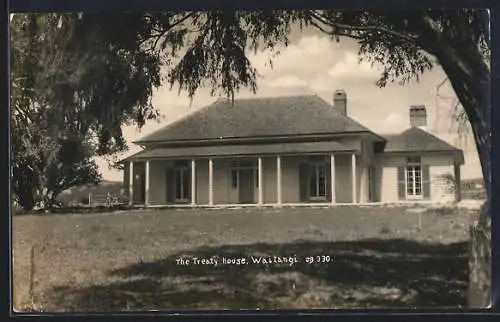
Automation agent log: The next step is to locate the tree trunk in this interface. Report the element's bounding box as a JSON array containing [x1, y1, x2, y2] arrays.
[[449, 72, 491, 308], [445, 60, 491, 309], [419, 14, 491, 306], [467, 135, 491, 307], [468, 204, 491, 307]]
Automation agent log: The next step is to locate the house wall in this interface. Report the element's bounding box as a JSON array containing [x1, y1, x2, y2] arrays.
[[359, 139, 374, 203], [126, 152, 367, 205], [281, 157, 300, 203], [132, 162, 145, 204], [374, 153, 458, 203], [129, 158, 263, 205], [336, 137, 365, 203], [261, 154, 359, 204], [360, 138, 375, 165], [426, 155, 458, 202], [148, 160, 173, 205], [213, 158, 232, 204], [262, 157, 277, 204], [334, 154, 354, 203], [196, 159, 209, 205]]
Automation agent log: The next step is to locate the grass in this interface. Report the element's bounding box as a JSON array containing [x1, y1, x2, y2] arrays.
[[12, 205, 476, 312]]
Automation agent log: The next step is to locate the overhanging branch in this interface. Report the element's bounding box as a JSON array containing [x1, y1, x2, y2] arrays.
[[138, 12, 195, 50], [308, 10, 418, 45]]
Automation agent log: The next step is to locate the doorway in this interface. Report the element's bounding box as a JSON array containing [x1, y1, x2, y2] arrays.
[[238, 168, 255, 203], [165, 161, 191, 204], [138, 173, 146, 204]]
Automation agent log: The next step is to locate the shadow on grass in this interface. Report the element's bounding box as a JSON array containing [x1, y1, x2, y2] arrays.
[[47, 238, 468, 311]]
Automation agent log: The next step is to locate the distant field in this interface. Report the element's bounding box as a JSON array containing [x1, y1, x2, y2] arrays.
[[13, 205, 477, 311], [461, 178, 486, 200], [57, 181, 125, 206]]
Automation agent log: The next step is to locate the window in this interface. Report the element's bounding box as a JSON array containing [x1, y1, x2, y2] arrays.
[[174, 167, 190, 201], [406, 157, 422, 199], [231, 169, 238, 188], [309, 163, 327, 199], [231, 158, 258, 189]]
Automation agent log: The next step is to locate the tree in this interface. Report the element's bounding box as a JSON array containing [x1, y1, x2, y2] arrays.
[[10, 13, 164, 210], [11, 110, 102, 210]]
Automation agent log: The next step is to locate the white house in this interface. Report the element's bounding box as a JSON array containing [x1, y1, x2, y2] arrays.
[[120, 91, 464, 207]]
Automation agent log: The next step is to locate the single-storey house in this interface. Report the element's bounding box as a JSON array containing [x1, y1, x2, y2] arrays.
[[120, 90, 464, 207]]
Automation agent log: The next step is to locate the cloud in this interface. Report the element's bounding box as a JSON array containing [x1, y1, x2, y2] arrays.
[[327, 52, 381, 79], [264, 75, 309, 89], [381, 112, 408, 133], [249, 34, 348, 78], [295, 35, 335, 56], [310, 75, 341, 92]]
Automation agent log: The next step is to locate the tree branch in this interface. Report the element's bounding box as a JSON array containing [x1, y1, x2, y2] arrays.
[[306, 16, 367, 41], [308, 10, 418, 45], [148, 12, 195, 51]]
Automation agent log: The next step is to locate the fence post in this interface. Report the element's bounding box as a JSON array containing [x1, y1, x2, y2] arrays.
[[29, 245, 35, 302]]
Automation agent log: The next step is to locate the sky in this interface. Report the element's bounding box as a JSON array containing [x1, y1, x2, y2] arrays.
[[95, 27, 482, 181]]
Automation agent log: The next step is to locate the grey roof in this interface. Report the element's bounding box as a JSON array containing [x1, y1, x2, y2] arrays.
[[137, 95, 376, 143], [382, 127, 462, 152], [123, 141, 358, 162]]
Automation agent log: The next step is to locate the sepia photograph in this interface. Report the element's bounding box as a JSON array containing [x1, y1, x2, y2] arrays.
[[10, 9, 491, 312]]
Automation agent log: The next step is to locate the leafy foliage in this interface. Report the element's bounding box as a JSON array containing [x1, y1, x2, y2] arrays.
[[11, 13, 163, 153], [10, 13, 164, 210], [11, 107, 102, 210], [154, 11, 299, 101]]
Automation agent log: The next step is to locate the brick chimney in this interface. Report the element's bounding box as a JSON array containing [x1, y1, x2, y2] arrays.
[[409, 105, 427, 129], [333, 90, 347, 115]]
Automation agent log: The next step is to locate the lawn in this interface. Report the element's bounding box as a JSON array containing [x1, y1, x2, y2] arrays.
[[12, 205, 476, 312]]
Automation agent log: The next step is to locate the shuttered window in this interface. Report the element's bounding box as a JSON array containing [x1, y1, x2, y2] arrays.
[[398, 157, 430, 200], [397, 167, 405, 200], [422, 165, 431, 199], [231, 169, 238, 188], [406, 165, 422, 199]]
